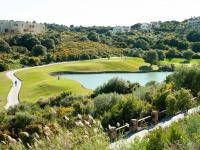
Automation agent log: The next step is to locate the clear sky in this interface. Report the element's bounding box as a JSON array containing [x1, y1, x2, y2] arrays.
[[0, 0, 199, 26]]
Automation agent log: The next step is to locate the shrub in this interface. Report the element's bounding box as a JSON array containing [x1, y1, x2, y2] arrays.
[[93, 77, 132, 96], [166, 66, 200, 96], [146, 128, 165, 150], [32, 45, 47, 56], [0, 63, 9, 71], [166, 93, 177, 115], [139, 65, 153, 72], [158, 64, 174, 71], [93, 93, 122, 116]]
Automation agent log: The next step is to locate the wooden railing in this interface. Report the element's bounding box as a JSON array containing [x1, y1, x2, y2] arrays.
[[108, 110, 166, 141]]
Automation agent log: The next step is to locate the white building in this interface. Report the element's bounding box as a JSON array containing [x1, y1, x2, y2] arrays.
[[112, 26, 131, 34], [150, 21, 161, 29], [187, 17, 200, 28], [0, 20, 45, 34], [140, 23, 151, 31]]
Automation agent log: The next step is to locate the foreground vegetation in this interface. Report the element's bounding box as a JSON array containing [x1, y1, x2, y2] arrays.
[[0, 67, 200, 149]]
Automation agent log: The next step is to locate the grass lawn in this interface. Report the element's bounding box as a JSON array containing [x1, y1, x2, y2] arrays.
[[0, 72, 12, 111], [16, 57, 148, 103], [161, 58, 200, 65]]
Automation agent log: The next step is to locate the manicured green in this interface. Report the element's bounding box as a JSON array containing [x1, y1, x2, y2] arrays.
[[16, 57, 148, 103], [0, 72, 11, 110]]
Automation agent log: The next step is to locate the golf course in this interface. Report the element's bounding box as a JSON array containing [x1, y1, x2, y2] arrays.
[[0, 57, 200, 109]]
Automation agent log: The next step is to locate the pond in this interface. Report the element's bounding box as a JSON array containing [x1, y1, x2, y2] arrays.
[[58, 72, 172, 90]]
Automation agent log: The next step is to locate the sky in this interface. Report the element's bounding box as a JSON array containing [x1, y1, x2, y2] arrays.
[[0, 0, 199, 26]]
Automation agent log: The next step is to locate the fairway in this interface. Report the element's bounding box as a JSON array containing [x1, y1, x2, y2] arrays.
[[15, 57, 148, 103]]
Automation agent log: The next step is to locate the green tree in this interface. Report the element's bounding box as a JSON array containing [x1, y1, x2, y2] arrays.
[[192, 42, 200, 53], [42, 38, 55, 49], [0, 39, 11, 52], [182, 50, 194, 61], [157, 50, 166, 60], [21, 34, 41, 50], [32, 45, 47, 56], [87, 32, 99, 42], [187, 30, 200, 42], [144, 50, 159, 66]]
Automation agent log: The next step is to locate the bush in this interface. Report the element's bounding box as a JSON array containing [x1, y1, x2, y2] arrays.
[[139, 65, 153, 72], [146, 128, 165, 150], [0, 39, 11, 52], [93, 77, 132, 96], [166, 66, 200, 96], [192, 42, 200, 53], [32, 45, 47, 56], [158, 64, 174, 71], [0, 63, 9, 71], [93, 93, 122, 116]]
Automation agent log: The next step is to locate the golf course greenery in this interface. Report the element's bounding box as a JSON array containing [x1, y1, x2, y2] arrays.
[[16, 57, 148, 103], [0, 57, 199, 106]]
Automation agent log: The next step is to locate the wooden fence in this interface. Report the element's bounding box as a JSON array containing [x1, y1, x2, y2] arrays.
[[108, 110, 167, 141]]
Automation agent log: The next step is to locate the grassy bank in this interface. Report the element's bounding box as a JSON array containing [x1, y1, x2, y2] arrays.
[[16, 57, 148, 103], [0, 72, 12, 111]]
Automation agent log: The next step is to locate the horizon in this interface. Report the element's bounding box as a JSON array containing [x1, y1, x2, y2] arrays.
[[0, 0, 199, 26]]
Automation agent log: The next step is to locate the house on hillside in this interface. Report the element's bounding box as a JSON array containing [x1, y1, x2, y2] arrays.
[[187, 17, 200, 28], [0, 20, 45, 34], [112, 26, 131, 34], [140, 23, 151, 30]]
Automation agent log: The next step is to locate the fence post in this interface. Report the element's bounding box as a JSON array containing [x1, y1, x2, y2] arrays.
[[129, 119, 138, 132], [151, 110, 158, 124], [109, 126, 117, 142]]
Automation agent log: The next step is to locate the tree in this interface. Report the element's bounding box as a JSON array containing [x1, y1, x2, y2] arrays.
[[187, 30, 200, 42], [134, 39, 150, 50], [144, 50, 159, 66], [157, 50, 166, 60], [0, 62, 9, 71], [192, 42, 200, 53], [182, 50, 194, 61], [21, 34, 41, 50], [87, 32, 99, 42], [32, 45, 47, 56], [42, 38, 55, 49], [0, 39, 11, 52]]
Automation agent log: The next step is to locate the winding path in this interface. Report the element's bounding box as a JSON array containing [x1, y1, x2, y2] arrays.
[[4, 61, 71, 110], [4, 70, 22, 109]]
